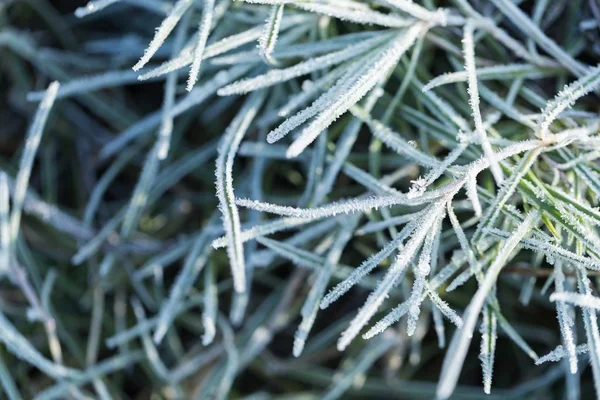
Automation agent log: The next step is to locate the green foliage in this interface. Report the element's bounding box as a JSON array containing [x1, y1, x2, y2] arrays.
[[1, 0, 600, 398]]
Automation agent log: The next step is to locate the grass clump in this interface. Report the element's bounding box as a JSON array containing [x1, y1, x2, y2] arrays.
[[2, 0, 600, 398]]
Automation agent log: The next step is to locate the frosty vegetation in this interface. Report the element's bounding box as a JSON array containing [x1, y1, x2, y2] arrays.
[[2, 0, 600, 398]]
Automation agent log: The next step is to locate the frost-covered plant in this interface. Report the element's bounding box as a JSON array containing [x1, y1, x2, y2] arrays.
[[2, 0, 600, 398]]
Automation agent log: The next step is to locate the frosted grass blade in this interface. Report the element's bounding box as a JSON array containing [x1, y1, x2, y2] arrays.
[[287, 24, 426, 158], [0, 352, 21, 400], [75, 0, 121, 17], [215, 91, 266, 293], [406, 221, 438, 336], [258, 5, 284, 65], [215, 317, 239, 400], [551, 292, 600, 311], [436, 210, 540, 400], [485, 229, 600, 271], [463, 21, 503, 185], [552, 263, 579, 373], [423, 63, 559, 92], [266, 55, 371, 144], [356, 211, 422, 236], [186, 0, 215, 91], [0, 310, 82, 380], [536, 344, 589, 365], [277, 64, 349, 118], [212, 217, 312, 249], [158, 10, 189, 159], [313, 86, 383, 204], [27, 69, 151, 101], [202, 262, 218, 345], [351, 107, 442, 168], [294, 217, 358, 357], [120, 143, 161, 240], [338, 198, 448, 351], [218, 33, 392, 96], [153, 233, 211, 343], [382, 0, 448, 25], [479, 305, 497, 394], [489, 0, 589, 76], [472, 148, 542, 244], [292, 1, 415, 28], [132, 0, 194, 71], [237, 189, 446, 220], [11, 82, 60, 249], [135, 16, 314, 81], [539, 66, 600, 139]]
